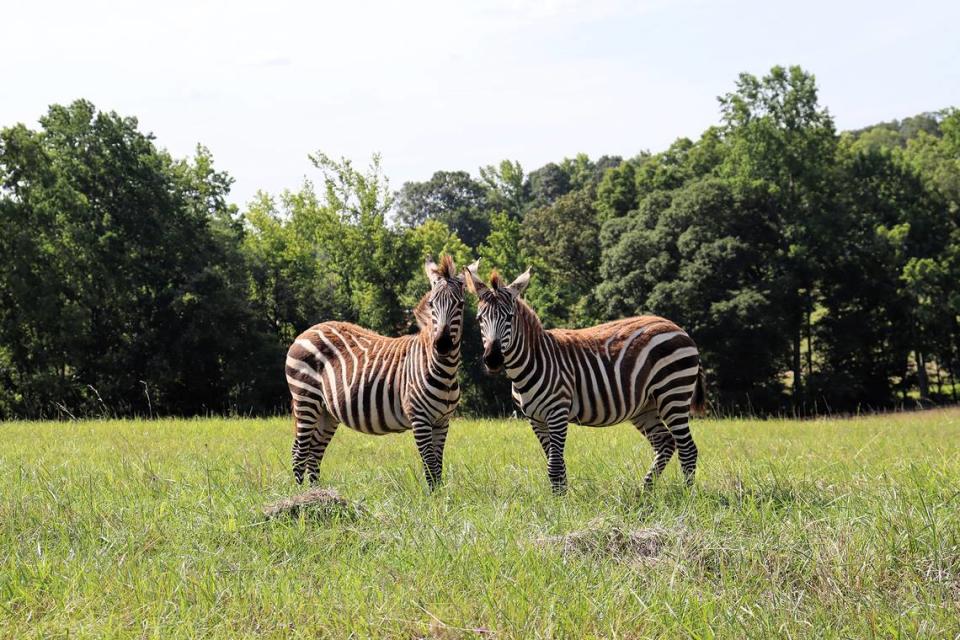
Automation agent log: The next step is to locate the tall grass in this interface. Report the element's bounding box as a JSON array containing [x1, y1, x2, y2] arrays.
[[1, 410, 958, 638]]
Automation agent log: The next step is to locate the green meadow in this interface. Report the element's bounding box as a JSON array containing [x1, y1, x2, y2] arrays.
[[2, 410, 959, 638]]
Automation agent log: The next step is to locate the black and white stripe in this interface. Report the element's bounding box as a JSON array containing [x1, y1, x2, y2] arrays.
[[284, 257, 465, 488], [466, 262, 705, 492]]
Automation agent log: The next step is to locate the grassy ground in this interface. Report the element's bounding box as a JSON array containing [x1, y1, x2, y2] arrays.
[[1, 410, 959, 639]]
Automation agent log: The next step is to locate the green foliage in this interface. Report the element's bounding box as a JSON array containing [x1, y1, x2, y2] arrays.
[[395, 170, 490, 248], [305, 153, 415, 333], [902, 109, 960, 210], [521, 188, 601, 327], [561, 152, 623, 191], [400, 219, 473, 314], [847, 111, 943, 149], [478, 211, 528, 278], [0, 101, 276, 417], [596, 159, 639, 223], [599, 178, 788, 410], [525, 162, 571, 210], [2, 70, 959, 418], [242, 189, 346, 343], [480, 159, 528, 220], [717, 66, 840, 411]]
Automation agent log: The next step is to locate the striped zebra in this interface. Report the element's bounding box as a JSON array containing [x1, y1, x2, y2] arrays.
[[464, 262, 705, 493], [284, 256, 465, 489]]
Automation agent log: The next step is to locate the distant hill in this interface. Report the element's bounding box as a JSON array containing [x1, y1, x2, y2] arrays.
[[845, 110, 945, 149]]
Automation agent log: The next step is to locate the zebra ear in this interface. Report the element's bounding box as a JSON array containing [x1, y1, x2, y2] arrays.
[[425, 257, 442, 286], [464, 259, 486, 295], [507, 267, 532, 297]]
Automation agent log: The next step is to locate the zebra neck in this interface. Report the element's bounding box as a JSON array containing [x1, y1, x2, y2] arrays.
[[421, 337, 460, 384], [503, 303, 548, 377]]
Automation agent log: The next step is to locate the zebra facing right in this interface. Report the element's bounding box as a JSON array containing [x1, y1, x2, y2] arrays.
[[285, 256, 465, 489], [464, 261, 705, 493]]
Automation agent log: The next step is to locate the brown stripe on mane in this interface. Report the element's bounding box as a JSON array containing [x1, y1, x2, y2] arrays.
[[414, 292, 431, 330], [514, 296, 543, 331], [437, 254, 456, 279]]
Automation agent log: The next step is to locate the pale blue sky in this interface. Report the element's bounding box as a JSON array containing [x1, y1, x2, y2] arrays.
[[3, 0, 958, 207]]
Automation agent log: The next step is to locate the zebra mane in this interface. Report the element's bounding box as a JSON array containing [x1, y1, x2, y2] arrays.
[[413, 293, 431, 330], [489, 270, 503, 290], [436, 254, 456, 279], [514, 295, 543, 331]]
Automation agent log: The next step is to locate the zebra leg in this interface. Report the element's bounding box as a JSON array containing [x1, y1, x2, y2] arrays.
[[413, 420, 442, 490], [656, 393, 699, 485], [291, 402, 338, 485], [529, 419, 551, 459], [432, 420, 450, 480], [632, 408, 676, 488], [545, 413, 569, 494]]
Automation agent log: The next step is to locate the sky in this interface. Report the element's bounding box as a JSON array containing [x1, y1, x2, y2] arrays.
[[2, 0, 959, 207]]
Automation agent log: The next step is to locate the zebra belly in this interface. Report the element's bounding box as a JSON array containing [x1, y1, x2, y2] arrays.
[[338, 408, 410, 435], [321, 375, 411, 436], [569, 384, 641, 426], [572, 400, 654, 427]]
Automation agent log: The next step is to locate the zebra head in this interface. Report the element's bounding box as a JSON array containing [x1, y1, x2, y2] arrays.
[[464, 260, 531, 373], [423, 255, 466, 356]]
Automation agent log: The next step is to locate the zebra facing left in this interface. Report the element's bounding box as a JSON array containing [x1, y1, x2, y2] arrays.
[[284, 255, 465, 489]]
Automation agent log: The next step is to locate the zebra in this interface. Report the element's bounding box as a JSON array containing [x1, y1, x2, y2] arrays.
[[464, 261, 705, 493], [284, 255, 465, 489]]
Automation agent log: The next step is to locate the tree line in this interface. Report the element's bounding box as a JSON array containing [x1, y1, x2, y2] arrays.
[[1, 65, 958, 419]]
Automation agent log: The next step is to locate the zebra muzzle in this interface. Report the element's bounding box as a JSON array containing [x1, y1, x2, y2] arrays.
[[483, 342, 504, 372], [434, 328, 454, 355]]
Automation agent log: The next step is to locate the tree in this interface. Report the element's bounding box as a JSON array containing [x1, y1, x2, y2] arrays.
[[816, 145, 954, 408], [242, 188, 346, 344], [562, 153, 622, 191], [596, 159, 639, 223], [526, 162, 571, 210], [480, 160, 528, 220], [478, 211, 528, 279], [598, 178, 788, 412], [0, 100, 276, 417], [307, 152, 415, 334], [718, 65, 838, 414], [243, 154, 417, 338], [394, 170, 490, 248], [847, 111, 943, 149], [903, 109, 960, 210], [521, 189, 601, 327]]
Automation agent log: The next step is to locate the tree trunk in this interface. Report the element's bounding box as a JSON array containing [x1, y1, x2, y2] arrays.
[[953, 321, 960, 403], [805, 295, 813, 379], [915, 349, 930, 404], [951, 363, 958, 403], [793, 330, 803, 416]]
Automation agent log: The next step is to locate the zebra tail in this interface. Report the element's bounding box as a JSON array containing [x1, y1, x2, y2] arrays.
[[691, 364, 707, 416]]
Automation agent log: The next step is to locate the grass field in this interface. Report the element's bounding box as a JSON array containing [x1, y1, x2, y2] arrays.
[[2, 410, 959, 638]]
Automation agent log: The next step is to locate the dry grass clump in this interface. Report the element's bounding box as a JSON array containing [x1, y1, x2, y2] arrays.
[[536, 518, 676, 566], [262, 487, 364, 520]]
